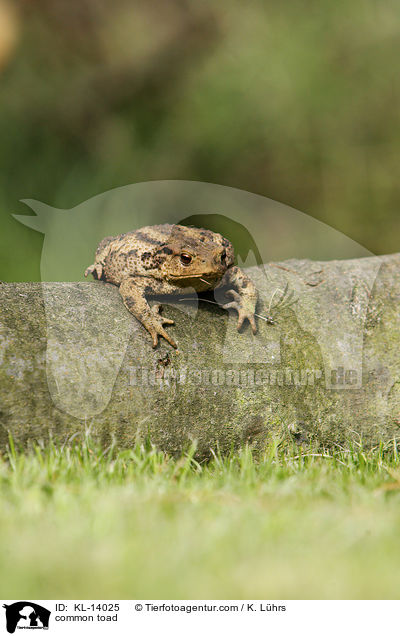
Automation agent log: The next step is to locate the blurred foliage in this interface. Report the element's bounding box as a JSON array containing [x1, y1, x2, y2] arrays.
[[1, 0, 400, 280]]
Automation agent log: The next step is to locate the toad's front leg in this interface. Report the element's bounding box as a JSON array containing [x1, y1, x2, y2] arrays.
[[119, 277, 177, 348], [215, 266, 258, 334]]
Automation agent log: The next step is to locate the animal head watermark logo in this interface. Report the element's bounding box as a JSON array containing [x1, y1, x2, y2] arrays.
[[12, 180, 379, 419], [2, 602, 51, 633]]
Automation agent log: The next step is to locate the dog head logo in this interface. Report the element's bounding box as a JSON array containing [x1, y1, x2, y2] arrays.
[[12, 180, 376, 418], [2, 602, 51, 633]]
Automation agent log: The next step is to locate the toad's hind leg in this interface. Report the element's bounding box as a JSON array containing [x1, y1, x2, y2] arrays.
[[84, 262, 104, 279], [119, 278, 177, 348]]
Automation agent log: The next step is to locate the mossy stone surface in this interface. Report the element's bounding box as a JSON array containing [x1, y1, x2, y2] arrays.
[[0, 253, 399, 456]]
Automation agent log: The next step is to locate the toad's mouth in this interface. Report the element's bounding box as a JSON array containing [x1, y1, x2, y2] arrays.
[[168, 273, 219, 286], [169, 273, 217, 280]]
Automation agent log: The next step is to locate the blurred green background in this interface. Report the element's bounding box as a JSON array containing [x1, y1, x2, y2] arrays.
[[0, 0, 399, 281]]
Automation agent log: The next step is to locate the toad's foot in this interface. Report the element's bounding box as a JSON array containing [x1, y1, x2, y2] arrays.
[[120, 278, 178, 349], [148, 304, 176, 348], [84, 263, 103, 279], [222, 289, 257, 334]]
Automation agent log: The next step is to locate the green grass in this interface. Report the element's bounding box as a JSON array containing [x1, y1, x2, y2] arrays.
[[1, 435, 400, 599]]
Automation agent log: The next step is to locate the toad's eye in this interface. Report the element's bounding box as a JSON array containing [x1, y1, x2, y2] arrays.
[[180, 252, 192, 266], [221, 250, 227, 263]]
